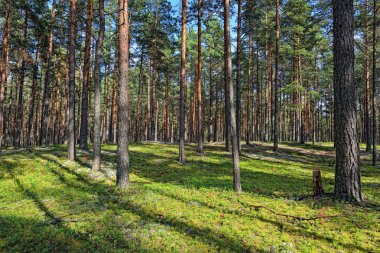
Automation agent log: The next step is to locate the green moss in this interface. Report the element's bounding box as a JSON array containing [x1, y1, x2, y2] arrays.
[[0, 142, 379, 252]]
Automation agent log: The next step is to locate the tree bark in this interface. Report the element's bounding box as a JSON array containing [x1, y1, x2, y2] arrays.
[[27, 41, 40, 146], [235, 0, 242, 153], [197, 0, 203, 153], [79, 0, 93, 150], [273, 0, 280, 151], [0, 4, 10, 147], [40, 0, 56, 146], [179, 0, 187, 163], [92, 0, 105, 171], [14, 13, 28, 148], [333, 0, 362, 202], [135, 50, 144, 142], [68, 0, 77, 160], [116, 0, 130, 189], [372, 0, 377, 166], [224, 0, 242, 193], [145, 59, 151, 141]]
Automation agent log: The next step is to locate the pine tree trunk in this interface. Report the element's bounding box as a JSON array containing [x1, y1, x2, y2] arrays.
[[333, 0, 362, 202], [135, 51, 144, 142], [371, 0, 377, 166], [196, 0, 203, 153], [145, 59, 151, 141], [0, 4, 10, 147], [179, 0, 187, 163], [235, 0, 242, 152], [312, 56, 318, 145], [14, 13, 28, 148], [27, 42, 39, 146], [273, 0, 280, 151], [79, 0, 93, 150], [109, 49, 118, 143], [116, 0, 130, 189], [92, 0, 105, 171], [224, 0, 242, 193], [68, 0, 77, 160], [40, 0, 56, 146], [363, 4, 371, 152]]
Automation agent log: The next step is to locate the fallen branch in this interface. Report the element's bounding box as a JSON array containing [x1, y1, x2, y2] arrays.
[[238, 200, 342, 221]]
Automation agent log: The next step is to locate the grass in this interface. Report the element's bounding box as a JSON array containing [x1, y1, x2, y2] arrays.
[[0, 142, 379, 252]]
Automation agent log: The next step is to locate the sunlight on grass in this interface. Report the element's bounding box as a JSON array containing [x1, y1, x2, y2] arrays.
[[0, 142, 379, 252]]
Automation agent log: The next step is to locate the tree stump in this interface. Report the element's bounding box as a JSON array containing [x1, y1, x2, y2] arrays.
[[313, 168, 324, 197]]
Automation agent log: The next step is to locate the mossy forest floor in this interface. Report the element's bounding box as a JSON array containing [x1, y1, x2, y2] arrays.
[[0, 142, 379, 252]]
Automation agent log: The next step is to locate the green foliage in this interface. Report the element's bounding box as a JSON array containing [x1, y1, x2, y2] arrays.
[[0, 143, 379, 252]]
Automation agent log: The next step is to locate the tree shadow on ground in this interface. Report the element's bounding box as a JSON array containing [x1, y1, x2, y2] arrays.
[[27, 152, 378, 252], [68, 147, 316, 198], [7, 156, 259, 252], [0, 215, 104, 252], [5, 145, 377, 252]]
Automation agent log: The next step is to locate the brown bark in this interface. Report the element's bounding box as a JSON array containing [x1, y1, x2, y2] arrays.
[[27, 42, 40, 146], [68, 0, 77, 160], [40, 0, 56, 146], [92, 0, 105, 171], [333, 0, 362, 202], [179, 0, 187, 163], [372, 0, 377, 166], [273, 0, 280, 151], [53, 18, 64, 145], [224, 0, 241, 193], [235, 0, 242, 152], [116, 0, 130, 189], [313, 168, 324, 197], [197, 0, 203, 152], [145, 59, 151, 141], [135, 50, 144, 142], [109, 49, 118, 143], [14, 14, 28, 148], [79, 0, 93, 150], [0, 4, 10, 147]]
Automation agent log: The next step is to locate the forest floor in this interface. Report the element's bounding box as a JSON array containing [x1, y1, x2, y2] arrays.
[[0, 142, 379, 252]]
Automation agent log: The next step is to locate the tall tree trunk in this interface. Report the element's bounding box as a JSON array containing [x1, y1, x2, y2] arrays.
[[224, 0, 242, 193], [27, 42, 40, 146], [163, 72, 170, 143], [116, 0, 130, 189], [109, 48, 118, 143], [154, 75, 160, 141], [273, 0, 280, 151], [68, 0, 77, 160], [40, 0, 56, 146], [135, 50, 144, 142], [235, 0, 242, 152], [372, 0, 377, 165], [208, 56, 213, 142], [92, 0, 105, 171], [79, 0, 93, 150], [0, 4, 10, 147], [363, 5, 371, 152], [333, 0, 362, 202], [197, 0, 203, 153], [145, 59, 151, 141], [255, 40, 261, 141], [246, 33, 252, 145], [312, 56, 318, 145], [53, 18, 64, 144], [179, 0, 187, 163], [14, 13, 28, 148], [214, 79, 219, 142]]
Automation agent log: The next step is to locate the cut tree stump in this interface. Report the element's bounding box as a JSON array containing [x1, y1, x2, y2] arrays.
[[313, 168, 324, 197]]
